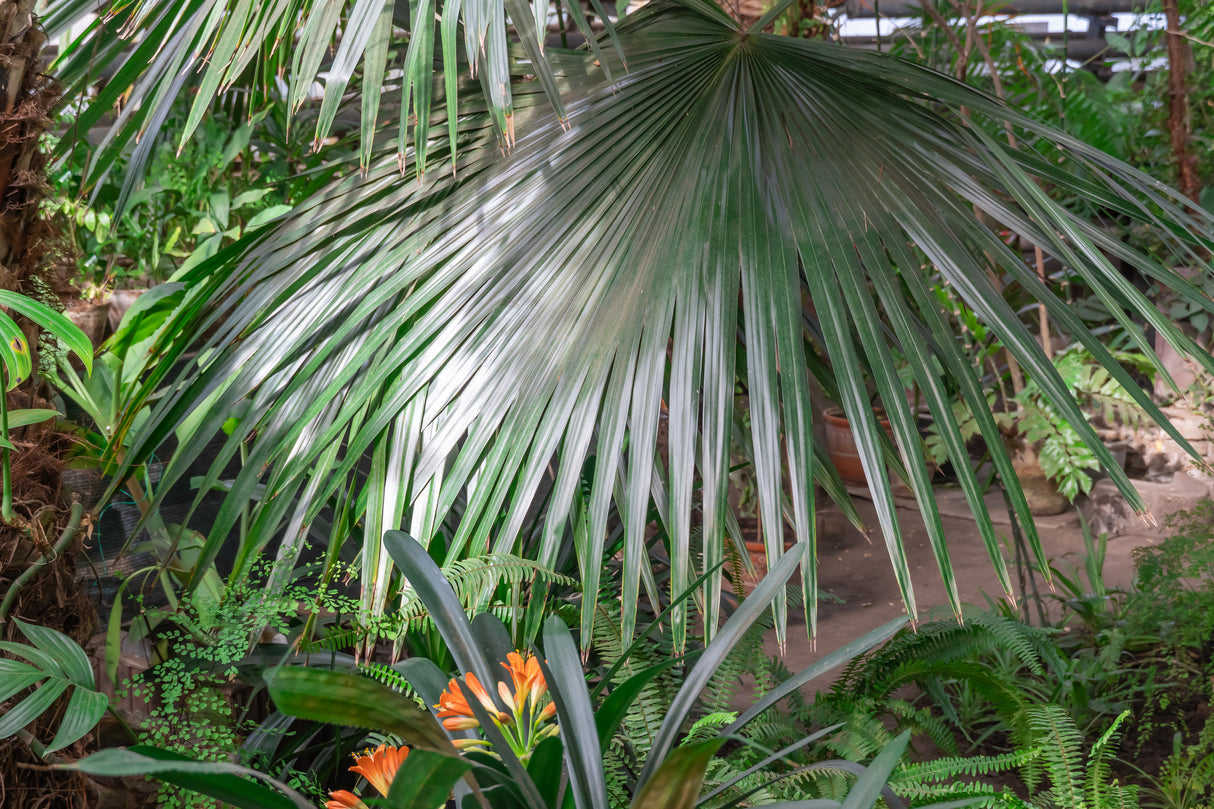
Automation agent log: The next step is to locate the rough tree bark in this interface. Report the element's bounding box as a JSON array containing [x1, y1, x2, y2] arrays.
[[0, 0, 56, 291], [1162, 0, 1200, 204]]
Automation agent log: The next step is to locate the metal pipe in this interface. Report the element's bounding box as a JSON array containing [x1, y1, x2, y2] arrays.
[[842, 0, 1149, 16]]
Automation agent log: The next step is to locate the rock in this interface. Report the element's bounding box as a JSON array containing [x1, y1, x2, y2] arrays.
[[1080, 474, 1213, 539]]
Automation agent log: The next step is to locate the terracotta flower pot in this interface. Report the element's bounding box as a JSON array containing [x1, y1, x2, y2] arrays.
[[1011, 452, 1068, 516], [65, 299, 111, 349], [823, 406, 891, 487]]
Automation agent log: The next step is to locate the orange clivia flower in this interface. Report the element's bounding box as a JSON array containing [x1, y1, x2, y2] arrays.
[[350, 744, 409, 795], [437, 672, 507, 731], [325, 790, 368, 809], [501, 651, 548, 711], [326, 744, 408, 807], [438, 653, 559, 764]]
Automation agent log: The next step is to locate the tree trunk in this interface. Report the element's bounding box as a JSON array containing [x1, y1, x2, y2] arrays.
[[0, 0, 55, 296], [1162, 0, 1200, 204]]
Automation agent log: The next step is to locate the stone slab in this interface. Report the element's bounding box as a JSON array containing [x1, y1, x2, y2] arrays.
[[1080, 473, 1214, 539], [843, 484, 1081, 530]]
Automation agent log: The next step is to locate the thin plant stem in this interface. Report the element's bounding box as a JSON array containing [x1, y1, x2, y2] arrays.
[[999, 485, 1047, 626], [1, 366, 11, 524], [0, 503, 85, 623]]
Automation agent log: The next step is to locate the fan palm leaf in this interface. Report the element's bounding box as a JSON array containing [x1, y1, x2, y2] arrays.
[[104, 1, 1214, 651]]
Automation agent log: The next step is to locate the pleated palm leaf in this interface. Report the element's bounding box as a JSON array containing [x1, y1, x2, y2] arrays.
[[62, 0, 1214, 650]]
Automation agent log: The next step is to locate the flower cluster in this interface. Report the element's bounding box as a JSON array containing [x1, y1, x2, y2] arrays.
[[325, 744, 408, 808], [436, 651, 558, 761]]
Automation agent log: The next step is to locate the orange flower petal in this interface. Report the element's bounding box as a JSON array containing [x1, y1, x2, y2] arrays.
[[498, 680, 516, 711], [443, 716, 481, 731], [464, 673, 499, 715], [326, 790, 369, 809]]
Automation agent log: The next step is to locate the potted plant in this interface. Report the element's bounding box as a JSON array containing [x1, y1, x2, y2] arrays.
[[926, 341, 1154, 514]]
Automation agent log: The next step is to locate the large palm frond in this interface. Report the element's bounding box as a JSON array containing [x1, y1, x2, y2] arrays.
[[44, 0, 616, 191], [115, 1, 1214, 650]]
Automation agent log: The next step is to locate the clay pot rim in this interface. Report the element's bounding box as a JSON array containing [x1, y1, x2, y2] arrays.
[[742, 539, 799, 553], [822, 405, 890, 425]]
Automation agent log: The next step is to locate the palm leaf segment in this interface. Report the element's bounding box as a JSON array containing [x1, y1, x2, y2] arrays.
[[127, 1, 1214, 651], [45, 0, 619, 187]]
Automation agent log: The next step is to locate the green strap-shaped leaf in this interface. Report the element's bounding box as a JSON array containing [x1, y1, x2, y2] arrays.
[[539, 617, 610, 809], [594, 656, 685, 754], [0, 641, 66, 679], [384, 748, 474, 809], [0, 680, 69, 738], [630, 739, 724, 809], [722, 617, 906, 736], [0, 664, 43, 702], [382, 531, 501, 691], [638, 545, 807, 790], [839, 732, 911, 809]]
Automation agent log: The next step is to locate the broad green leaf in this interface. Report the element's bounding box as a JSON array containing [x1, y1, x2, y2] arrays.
[[16, 619, 96, 687], [46, 687, 109, 754], [264, 666, 456, 754], [0, 313, 31, 386], [62, 746, 310, 809], [6, 409, 62, 430]]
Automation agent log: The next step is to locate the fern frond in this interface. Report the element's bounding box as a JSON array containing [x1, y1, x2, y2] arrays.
[[1088, 711, 1134, 809], [687, 712, 739, 741], [1023, 705, 1087, 809], [395, 553, 577, 634], [356, 662, 426, 706], [298, 625, 373, 654], [896, 749, 1037, 785], [967, 612, 1050, 676]]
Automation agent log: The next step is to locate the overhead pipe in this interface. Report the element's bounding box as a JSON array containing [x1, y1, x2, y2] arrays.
[[841, 0, 1151, 16]]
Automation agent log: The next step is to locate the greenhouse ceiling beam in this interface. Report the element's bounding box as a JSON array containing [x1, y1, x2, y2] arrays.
[[840, 34, 1129, 61], [841, 0, 1144, 16]]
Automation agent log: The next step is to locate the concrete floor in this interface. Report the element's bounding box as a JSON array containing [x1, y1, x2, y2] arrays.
[[762, 485, 1160, 683]]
